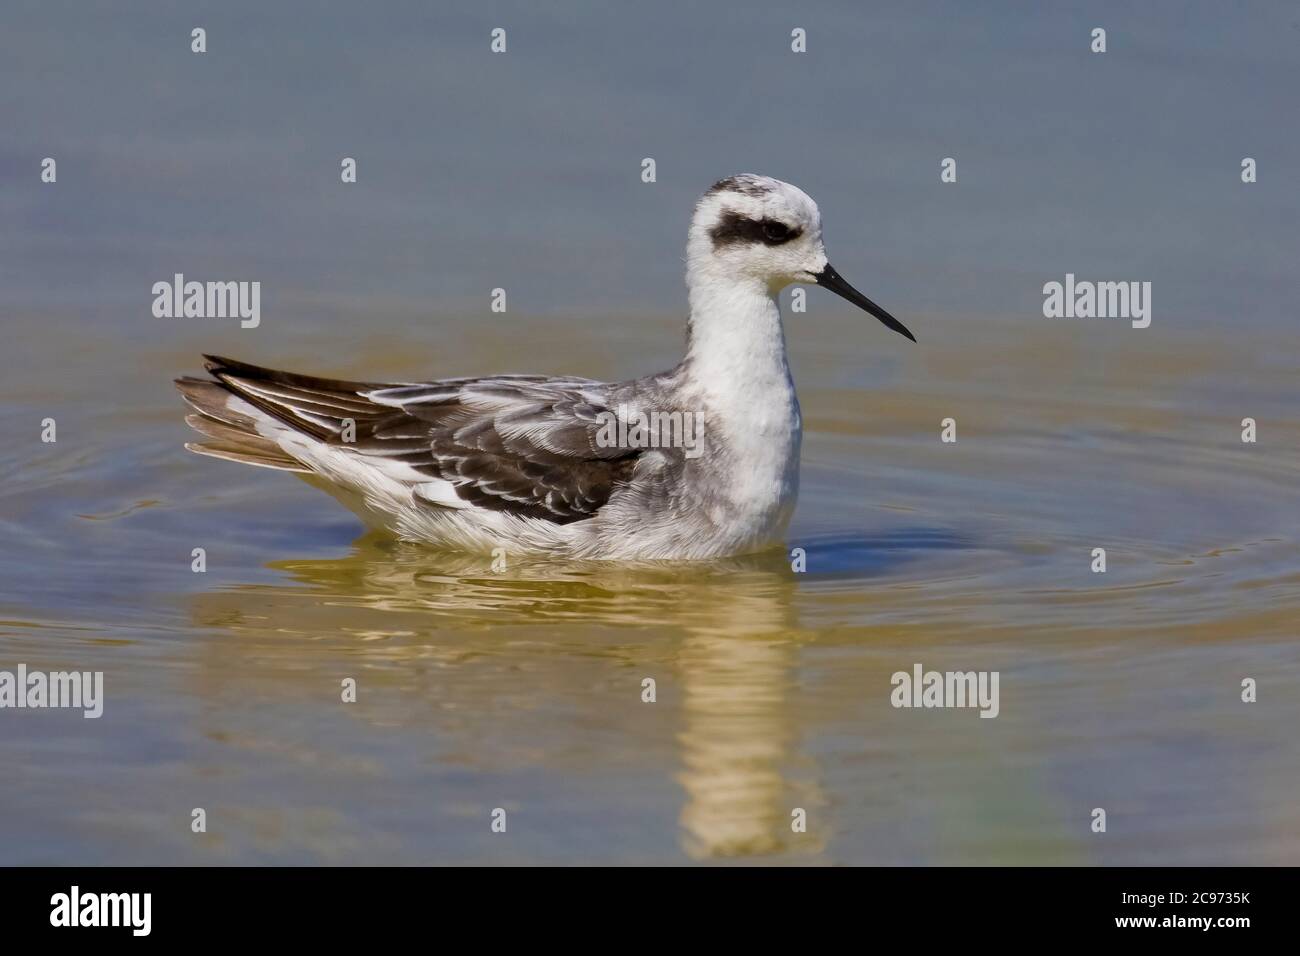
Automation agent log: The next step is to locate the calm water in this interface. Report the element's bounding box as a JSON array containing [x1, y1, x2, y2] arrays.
[[3, 0, 1298, 865], [2, 309, 1297, 864]]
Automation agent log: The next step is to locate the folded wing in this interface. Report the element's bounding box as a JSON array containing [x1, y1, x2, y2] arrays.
[[179, 355, 641, 523]]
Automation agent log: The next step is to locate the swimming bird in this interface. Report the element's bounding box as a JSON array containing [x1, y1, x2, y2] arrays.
[[176, 174, 915, 560]]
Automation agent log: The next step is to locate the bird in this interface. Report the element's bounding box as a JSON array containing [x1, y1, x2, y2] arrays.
[[176, 174, 915, 560]]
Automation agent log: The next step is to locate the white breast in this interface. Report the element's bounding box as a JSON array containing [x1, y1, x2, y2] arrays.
[[680, 281, 804, 547]]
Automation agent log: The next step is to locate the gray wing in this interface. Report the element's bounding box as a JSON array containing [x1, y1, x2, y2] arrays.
[[193, 355, 641, 524]]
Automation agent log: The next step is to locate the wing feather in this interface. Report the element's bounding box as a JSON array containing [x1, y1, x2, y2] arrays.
[[194, 355, 639, 523]]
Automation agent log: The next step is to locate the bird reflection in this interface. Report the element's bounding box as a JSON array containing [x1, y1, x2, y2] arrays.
[[676, 607, 825, 859], [189, 532, 829, 860]]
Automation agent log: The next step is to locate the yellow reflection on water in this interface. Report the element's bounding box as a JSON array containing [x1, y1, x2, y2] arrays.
[[189, 536, 831, 860]]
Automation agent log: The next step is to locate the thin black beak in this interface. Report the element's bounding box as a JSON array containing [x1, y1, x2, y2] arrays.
[[813, 264, 916, 342]]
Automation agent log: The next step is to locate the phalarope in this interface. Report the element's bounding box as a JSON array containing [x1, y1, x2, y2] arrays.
[[177, 174, 914, 560]]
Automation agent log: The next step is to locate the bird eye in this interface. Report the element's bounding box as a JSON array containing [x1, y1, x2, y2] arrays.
[[762, 220, 791, 242]]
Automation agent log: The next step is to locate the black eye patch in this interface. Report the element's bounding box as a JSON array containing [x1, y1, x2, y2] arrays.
[[709, 211, 803, 249]]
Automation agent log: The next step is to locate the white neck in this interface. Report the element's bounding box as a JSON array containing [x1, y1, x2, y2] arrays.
[[682, 270, 793, 393], [677, 266, 802, 545]]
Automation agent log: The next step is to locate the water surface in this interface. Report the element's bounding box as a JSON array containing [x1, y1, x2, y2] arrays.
[[3, 311, 1297, 864], [2, 0, 1298, 866]]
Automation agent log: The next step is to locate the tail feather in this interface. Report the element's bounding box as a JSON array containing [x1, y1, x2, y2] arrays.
[[199, 354, 394, 441], [175, 371, 310, 473], [176, 377, 258, 428], [184, 412, 282, 453], [202, 354, 378, 395], [183, 441, 311, 472]]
